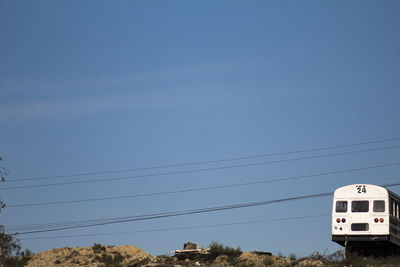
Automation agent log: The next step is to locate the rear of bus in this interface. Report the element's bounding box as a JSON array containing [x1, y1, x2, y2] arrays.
[[332, 184, 389, 246]]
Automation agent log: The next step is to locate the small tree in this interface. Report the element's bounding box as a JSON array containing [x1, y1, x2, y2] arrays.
[[0, 156, 31, 266], [207, 241, 242, 264], [0, 227, 21, 262]]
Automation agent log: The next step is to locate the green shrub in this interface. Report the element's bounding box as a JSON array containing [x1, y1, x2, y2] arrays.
[[112, 252, 125, 263], [92, 243, 107, 254], [95, 255, 116, 267], [0, 233, 32, 267], [208, 241, 242, 264], [3, 256, 31, 267], [94, 251, 126, 267], [288, 252, 296, 260]]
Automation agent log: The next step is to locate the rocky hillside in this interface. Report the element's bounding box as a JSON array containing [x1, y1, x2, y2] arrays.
[[7, 243, 400, 266], [6, 243, 326, 267], [9, 244, 327, 267], [25, 244, 152, 267]]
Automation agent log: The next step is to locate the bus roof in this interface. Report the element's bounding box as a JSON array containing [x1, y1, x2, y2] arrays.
[[334, 184, 389, 199]]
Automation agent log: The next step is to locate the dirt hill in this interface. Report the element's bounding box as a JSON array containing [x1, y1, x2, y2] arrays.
[[7, 243, 400, 266], [25, 244, 152, 267], [19, 245, 325, 267]]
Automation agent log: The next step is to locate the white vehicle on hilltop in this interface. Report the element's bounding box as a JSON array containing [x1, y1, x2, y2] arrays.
[[332, 184, 400, 256]]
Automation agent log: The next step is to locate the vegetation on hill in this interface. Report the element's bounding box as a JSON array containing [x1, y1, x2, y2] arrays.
[[1, 155, 400, 266], [25, 244, 151, 267], [4, 240, 400, 266], [0, 156, 33, 267]]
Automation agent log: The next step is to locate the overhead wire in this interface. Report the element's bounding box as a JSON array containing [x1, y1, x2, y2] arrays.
[[6, 161, 400, 208], [2, 145, 400, 191], [7, 183, 400, 236], [20, 214, 330, 241], [12, 192, 333, 235], [8, 137, 400, 183], [4, 138, 400, 240], [9, 182, 400, 235]]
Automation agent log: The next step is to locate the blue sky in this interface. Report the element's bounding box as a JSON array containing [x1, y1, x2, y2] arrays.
[[1, 0, 400, 257]]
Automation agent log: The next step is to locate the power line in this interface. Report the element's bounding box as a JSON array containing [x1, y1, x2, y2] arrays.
[[12, 192, 333, 234], [19, 214, 330, 241], [7, 161, 400, 208], [8, 137, 400, 183], [9, 183, 400, 235], [2, 145, 399, 191]]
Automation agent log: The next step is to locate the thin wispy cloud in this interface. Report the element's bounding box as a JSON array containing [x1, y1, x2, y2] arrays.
[[0, 93, 152, 122], [0, 60, 249, 123], [5, 60, 237, 94], [0, 87, 246, 123]]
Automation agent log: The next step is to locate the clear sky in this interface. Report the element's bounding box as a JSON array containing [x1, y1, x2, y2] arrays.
[[1, 0, 400, 257]]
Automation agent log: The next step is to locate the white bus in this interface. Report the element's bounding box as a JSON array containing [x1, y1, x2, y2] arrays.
[[332, 184, 400, 256]]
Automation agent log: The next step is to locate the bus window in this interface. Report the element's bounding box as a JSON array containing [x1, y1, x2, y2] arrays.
[[336, 201, 348, 212], [398, 203, 400, 218], [390, 199, 394, 215], [373, 200, 385, 212], [352, 201, 369, 212]]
